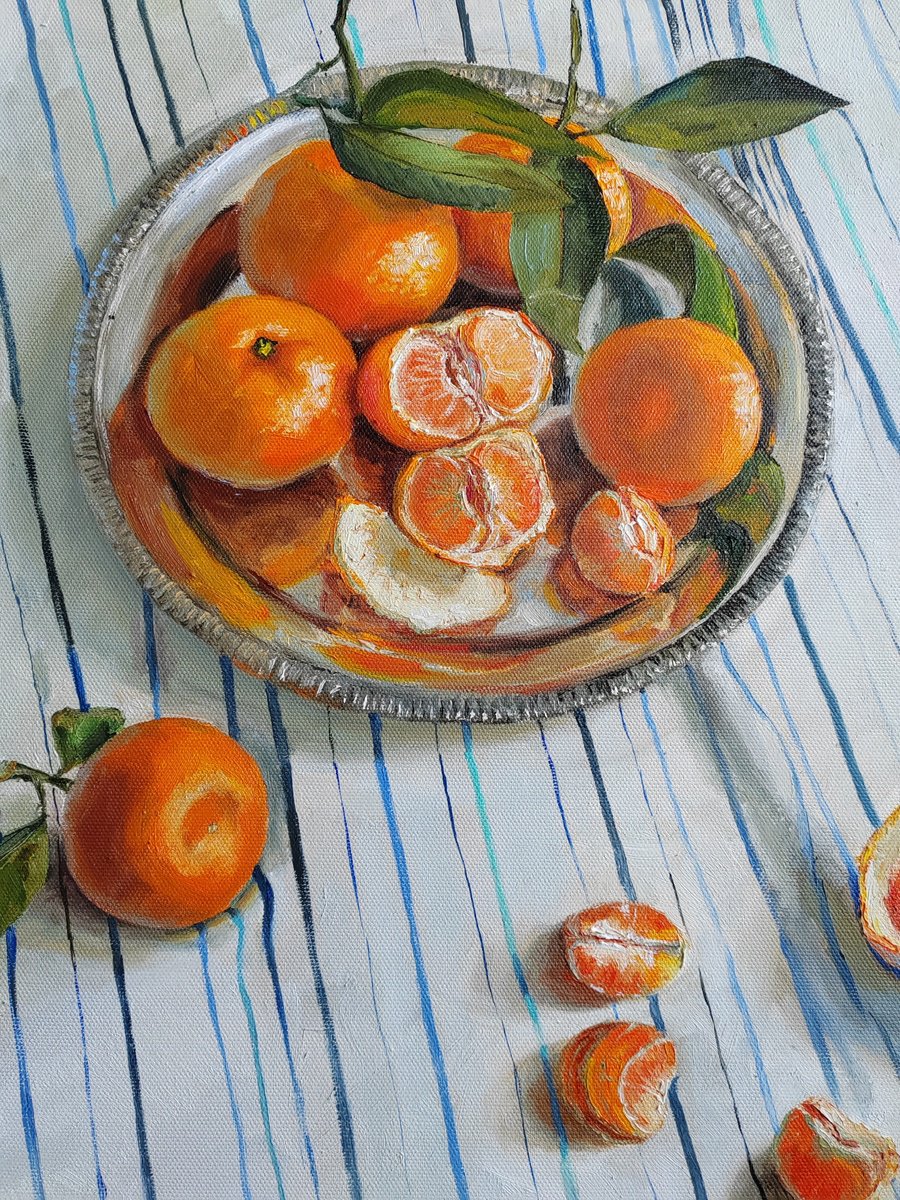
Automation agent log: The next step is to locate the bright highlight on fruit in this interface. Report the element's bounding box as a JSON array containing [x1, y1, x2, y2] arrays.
[[859, 804, 900, 971], [570, 489, 676, 597], [558, 1021, 678, 1141], [563, 901, 687, 999], [355, 307, 553, 451], [774, 1098, 899, 1200], [573, 317, 763, 507], [395, 428, 555, 570], [147, 294, 356, 489], [62, 718, 269, 929], [238, 139, 459, 339], [332, 499, 509, 635]]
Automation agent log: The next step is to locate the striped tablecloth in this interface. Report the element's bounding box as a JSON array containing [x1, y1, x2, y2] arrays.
[[1, 0, 898, 1196]]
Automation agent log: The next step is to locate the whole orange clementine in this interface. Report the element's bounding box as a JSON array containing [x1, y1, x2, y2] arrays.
[[452, 129, 631, 296], [61, 718, 268, 929], [146, 293, 356, 489], [239, 139, 459, 339], [573, 318, 762, 506]]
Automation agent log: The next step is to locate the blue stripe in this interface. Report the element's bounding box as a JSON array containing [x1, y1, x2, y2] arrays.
[[538, 721, 586, 889], [495, 0, 513, 65], [460, 722, 579, 1200], [454, 0, 476, 63], [99, 0, 155, 168], [142, 594, 161, 719], [826, 478, 900, 655], [107, 918, 157, 1200], [14, 0, 90, 290], [640, 692, 779, 1129], [434, 729, 538, 1197], [197, 926, 253, 1200], [238, 0, 278, 98], [727, 0, 745, 51], [178, 0, 213, 100], [326, 713, 411, 1195], [684, 667, 842, 1100], [655, 0, 683, 58], [783, 577, 880, 828], [300, 0, 324, 58], [370, 715, 470, 1200], [265, 685, 362, 1200], [135, 0, 185, 148], [6, 927, 46, 1200], [580, 0, 607, 94], [230, 909, 287, 1200], [525, 0, 546, 72], [56, 0, 117, 204], [845, 0, 900, 110], [648, 996, 708, 1200], [645, 0, 680, 73], [220, 657, 241, 740], [618, 0, 643, 93]]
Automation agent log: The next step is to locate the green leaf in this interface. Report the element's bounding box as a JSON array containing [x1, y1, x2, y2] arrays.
[[509, 157, 611, 353], [617, 224, 738, 338], [323, 115, 571, 212], [0, 820, 49, 935], [52, 706, 125, 772], [604, 58, 847, 152], [361, 68, 583, 155], [713, 450, 785, 544]]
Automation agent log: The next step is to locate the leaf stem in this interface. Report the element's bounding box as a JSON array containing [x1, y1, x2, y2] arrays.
[[332, 0, 364, 119], [1, 761, 73, 793], [556, 1, 583, 130]]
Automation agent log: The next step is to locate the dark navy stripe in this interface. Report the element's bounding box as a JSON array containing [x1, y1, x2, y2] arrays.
[[135, 0, 185, 148], [142, 594, 161, 719], [326, 714, 411, 1195], [783, 577, 880, 827], [434, 729, 538, 1197], [0, 267, 88, 710], [14, 0, 90, 290], [107, 919, 157, 1200], [237, 0, 277, 98], [370, 714, 470, 1200], [265, 685, 362, 1200], [454, 0, 476, 63], [648, 996, 708, 1200], [655, 0, 683, 60], [178, 0, 213, 100], [299, 0, 324, 58], [197, 926, 253, 1200], [684, 667, 842, 1100], [99, 0, 155, 169], [826, 478, 900, 655], [538, 721, 586, 889], [7, 927, 46, 1200]]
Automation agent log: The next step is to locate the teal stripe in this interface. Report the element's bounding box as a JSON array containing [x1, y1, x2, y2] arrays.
[[56, 0, 117, 205], [460, 724, 579, 1200]]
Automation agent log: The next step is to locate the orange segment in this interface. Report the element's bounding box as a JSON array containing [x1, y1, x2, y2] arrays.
[[395, 428, 555, 570], [563, 901, 687, 999], [356, 306, 553, 452], [774, 1098, 899, 1200], [570, 488, 677, 596]]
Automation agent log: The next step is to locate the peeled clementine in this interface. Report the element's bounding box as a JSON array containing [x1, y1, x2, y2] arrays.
[[573, 318, 763, 507], [569, 489, 676, 597], [239, 139, 459, 339], [146, 294, 356, 489], [62, 718, 269, 928], [563, 902, 687, 998], [774, 1098, 898, 1200]]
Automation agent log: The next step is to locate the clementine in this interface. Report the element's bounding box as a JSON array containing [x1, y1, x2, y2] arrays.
[[569, 488, 676, 596], [239, 139, 459, 339], [623, 169, 716, 248], [573, 317, 762, 507], [146, 294, 356, 489], [563, 902, 687, 999], [62, 718, 268, 928]]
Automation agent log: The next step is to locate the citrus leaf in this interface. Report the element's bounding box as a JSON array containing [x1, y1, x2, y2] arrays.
[[617, 224, 738, 338], [323, 115, 571, 212], [360, 68, 585, 156], [0, 820, 49, 934], [52, 706, 125, 772], [604, 58, 847, 151], [713, 450, 785, 544]]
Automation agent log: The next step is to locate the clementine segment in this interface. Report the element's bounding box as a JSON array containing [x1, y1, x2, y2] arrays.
[[774, 1098, 899, 1200], [570, 488, 676, 596], [239, 139, 459, 339], [573, 317, 762, 506], [61, 718, 268, 928], [356, 307, 553, 451], [452, 128, 631, 295], [395, 428, 555, 570], [147, 294, 356, 489], [558, 1021, 677, 1140], [563, 901, 687, 999]]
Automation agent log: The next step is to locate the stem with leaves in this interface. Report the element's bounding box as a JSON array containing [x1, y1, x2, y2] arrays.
[[332, 0, 364, 119], [556, 1, 583, 130]]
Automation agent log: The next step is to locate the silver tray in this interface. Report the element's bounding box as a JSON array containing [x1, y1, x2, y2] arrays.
[[69, 63, 832, 722]]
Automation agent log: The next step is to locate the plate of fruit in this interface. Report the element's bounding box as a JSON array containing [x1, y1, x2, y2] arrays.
[[70, 13, 841, 720]]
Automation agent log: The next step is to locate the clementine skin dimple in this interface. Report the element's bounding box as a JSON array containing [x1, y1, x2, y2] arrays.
[[558, 1021, 678, 1141], [774, 1098, 899, 1200], [573, 317, 763, 507], [239, 139, 459, 339], [563, 901, 687, 999], [356, 306, 554, 451], [569, 488, 676, 597], [61, 718, 269, 929], [146, 293, 356, 489]]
